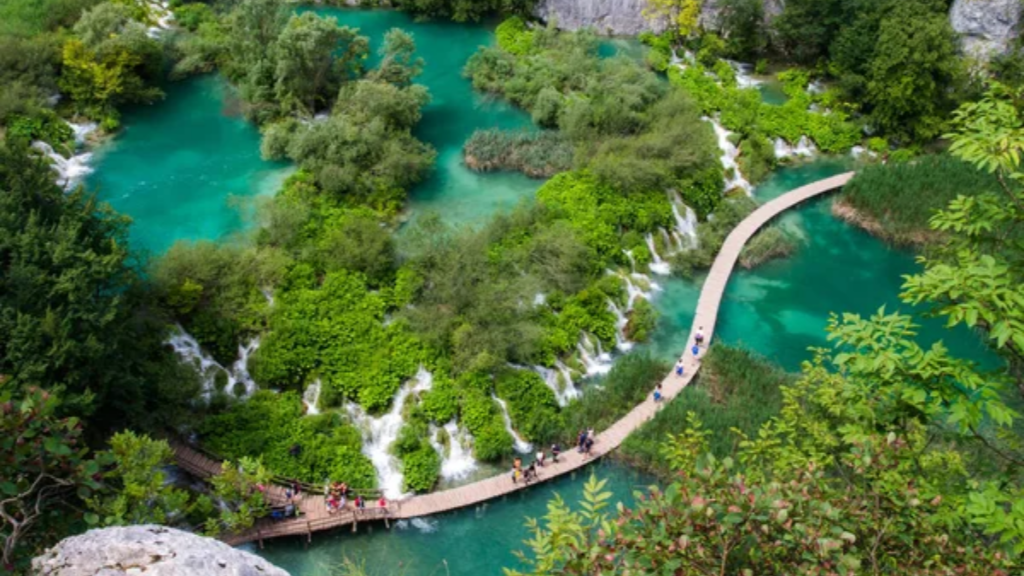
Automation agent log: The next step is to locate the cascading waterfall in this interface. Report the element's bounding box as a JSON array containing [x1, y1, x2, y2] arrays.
[[146, 1, 174, 37], [576, 333, 614, 376], [303, 380, 322, 415], [531, 365, 580, 407], [726, 59, 762, 89], [622, 250, 637, 273], [670, 201, 699, 250], [428, 420, 478, 481], [709, 120, 753, 195], [645, 233, 671, 275], [33, 120, 97, 191], [346, 367, 434, 499], [492, 396, 533, 454], [167, 327, 259, 398], [774, 136, 817, 160]]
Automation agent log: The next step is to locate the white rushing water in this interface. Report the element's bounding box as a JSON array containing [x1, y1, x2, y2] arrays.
[[303, 379, 322, 415], [167, 327, 259, 398], [773, 136, 818, 160], [428, 420, 478, 481], [709, 119, 753, 195], [531, 362, 580, 407], [645, 233, 672, 275], [146, 1, 174, 37], [347, 367, 434, 499], [671, 200, 699, 250], [607, 300, 633, 353], [492, 395, 533, 454], [33, 121, 97, 191], [576, 333, 614, 377], [726, 59, 762, 89]]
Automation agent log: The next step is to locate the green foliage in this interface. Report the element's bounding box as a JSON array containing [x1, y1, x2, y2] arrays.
[[88, 431, 191, 527], [736, 131, 776, 184], [421, 374, 459, 424], [0, 387, 99, 570], [1, 143, 196, 426], [622, 345, 791, 474], [558, 354, 668, 443], [623, 298, 657, 343], [0, 0, 102, 37], [671, 195, 757, 276], [460, 387, 513, 461], [495, 369, 560, 442], [495, 16, 534, 56], [638, 31, 672, 72], [172, 3, 214, 32], [400, 446, 440, 493], [207, 456, 271, 536], [463, 129, 573, 178], [4, 109, 74, 154], [199, 391, 377, 488], [251, 270, 423, 411], [372, 28, 424, 89], [841, 154, 998, 244], [738, 225, 796, 269]]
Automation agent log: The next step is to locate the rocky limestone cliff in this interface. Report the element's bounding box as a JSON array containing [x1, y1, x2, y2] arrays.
[[536, 0, 1020, 59], [950, 0, 1021, 59], [31, 525, 289, 576]]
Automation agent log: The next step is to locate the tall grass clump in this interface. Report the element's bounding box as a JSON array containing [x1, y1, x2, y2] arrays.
[[463, 129, 574, 178], [839, 154, 998, 245], [620, 345, 793, 476], [558, 353, 668, 444]]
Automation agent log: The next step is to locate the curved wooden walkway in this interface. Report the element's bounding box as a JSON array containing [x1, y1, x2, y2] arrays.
[[174, 172, 854, 547]]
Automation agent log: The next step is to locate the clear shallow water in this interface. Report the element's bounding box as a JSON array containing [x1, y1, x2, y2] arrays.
[[252, 460, 651, 576], [644, 159, 999, 370], [86, 75, 293, 256]]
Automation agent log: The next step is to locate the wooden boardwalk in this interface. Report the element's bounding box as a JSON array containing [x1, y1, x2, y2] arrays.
[[174, 172, 854, 546]]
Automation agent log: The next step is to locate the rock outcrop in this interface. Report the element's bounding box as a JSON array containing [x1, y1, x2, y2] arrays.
[[950, 0, 1021, 59], [31, 525, 289, 576], [534, 0, 668, 35]]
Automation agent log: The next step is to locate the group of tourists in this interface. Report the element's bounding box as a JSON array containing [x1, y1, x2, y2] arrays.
[[325, 481, 388, 514], [577, 428, 596, 457], [511, 456, 538, 484], [666, 327, 706, 400]]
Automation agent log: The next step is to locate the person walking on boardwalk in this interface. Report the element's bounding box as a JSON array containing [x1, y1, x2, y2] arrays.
[[675, 358, 685, 377], [584, 436, 594, 458], [551, 443, 561, 462], [691, 343, 700, 359], [653, 383, 663, 402], [695, 326, 705, 347], [536, 450, 546, 467], [577, 430, 587, 452]]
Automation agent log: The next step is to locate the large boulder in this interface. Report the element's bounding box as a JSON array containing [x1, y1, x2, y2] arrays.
[[31, 525, 289, 576], [950, 0, 1021, 59]]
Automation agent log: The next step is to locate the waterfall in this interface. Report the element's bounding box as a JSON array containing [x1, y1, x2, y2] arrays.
[[229, 338, 259, 397], [645, 233, 671, 275], [576, 334, 614, 377], [303, 380, 322, 415], [708, 119, 753, 195], [793, 136, 817, 157], [428, 420, 478, 481], [492, 396, 533, 454], [260, 288, 275, 307], [69, 121, 97, 146], [146, 1, 174, 37], [607, 300, 633, 353], [807, 80, 826, 94], [167, 327, 258, 398], [532, 363, 580, 407], [671, 201, 699, 250], [32, 120, 98, 191], [533, 293, 546, 306], [725, 59, 762, 89], [346, 367, 434, 499]]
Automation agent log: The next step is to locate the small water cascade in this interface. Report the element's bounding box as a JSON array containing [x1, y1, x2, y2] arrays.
[[146, 1, 175, 37], [428, 420, 478, 480], [708, 119, 753, 195], [303, 380, 322, 415], [260, 287, 275, 307], [576, 334, 614, 377], [347, 367, 434, 499], [167, 327, 259, 398], [807, 80, 826, 94], [773, 136, 817, 160], [32, 120, 97, 191], [622, 250, 637, 273], [607, 299, 633, 352], [531, 364, 580, 407], [726, 60, 762, 89], [645, 233, 671, 275], [492, 396, 533, 454], [533, 293, 546, 307], [670, 201, 699, 250]]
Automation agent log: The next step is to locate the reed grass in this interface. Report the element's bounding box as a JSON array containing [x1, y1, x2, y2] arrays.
[[463, 129, 573, 178]]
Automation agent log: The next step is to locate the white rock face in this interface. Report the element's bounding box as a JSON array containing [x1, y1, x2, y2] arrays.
[[31, 525, 289, 576], [535, 0, 667, 35], [950, 0, 1021, 59]]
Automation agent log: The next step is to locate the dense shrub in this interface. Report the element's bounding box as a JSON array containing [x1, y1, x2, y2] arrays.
[[738, 226, 797, 269], [839, 154, 999, 244], [463, 129, 573, 177], [495, 16, 534, 56], [495, 369, 561, 442], [624, 298, 657, 342], [199, 391, 377, 488], [621, 344, 792, 474]]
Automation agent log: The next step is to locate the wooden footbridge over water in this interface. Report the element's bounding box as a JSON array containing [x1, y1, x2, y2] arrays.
[[172, 172, 855, 548]]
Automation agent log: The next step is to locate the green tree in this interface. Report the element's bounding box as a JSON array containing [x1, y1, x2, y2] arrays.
[[372, 28, 424, 88], [865, 0, 963, 141], [1, 387, 99, 571], [207, 457, 271, 536], [273, 13, 368, 115], [87, 431, 191, 527]]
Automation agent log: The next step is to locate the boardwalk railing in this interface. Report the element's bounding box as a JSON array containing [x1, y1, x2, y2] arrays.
[[173, 172, 855, 546]]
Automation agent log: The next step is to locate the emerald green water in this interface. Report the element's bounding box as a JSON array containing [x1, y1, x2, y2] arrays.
[[86, 75, 293, 256], [252, 461, 651, 575]]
